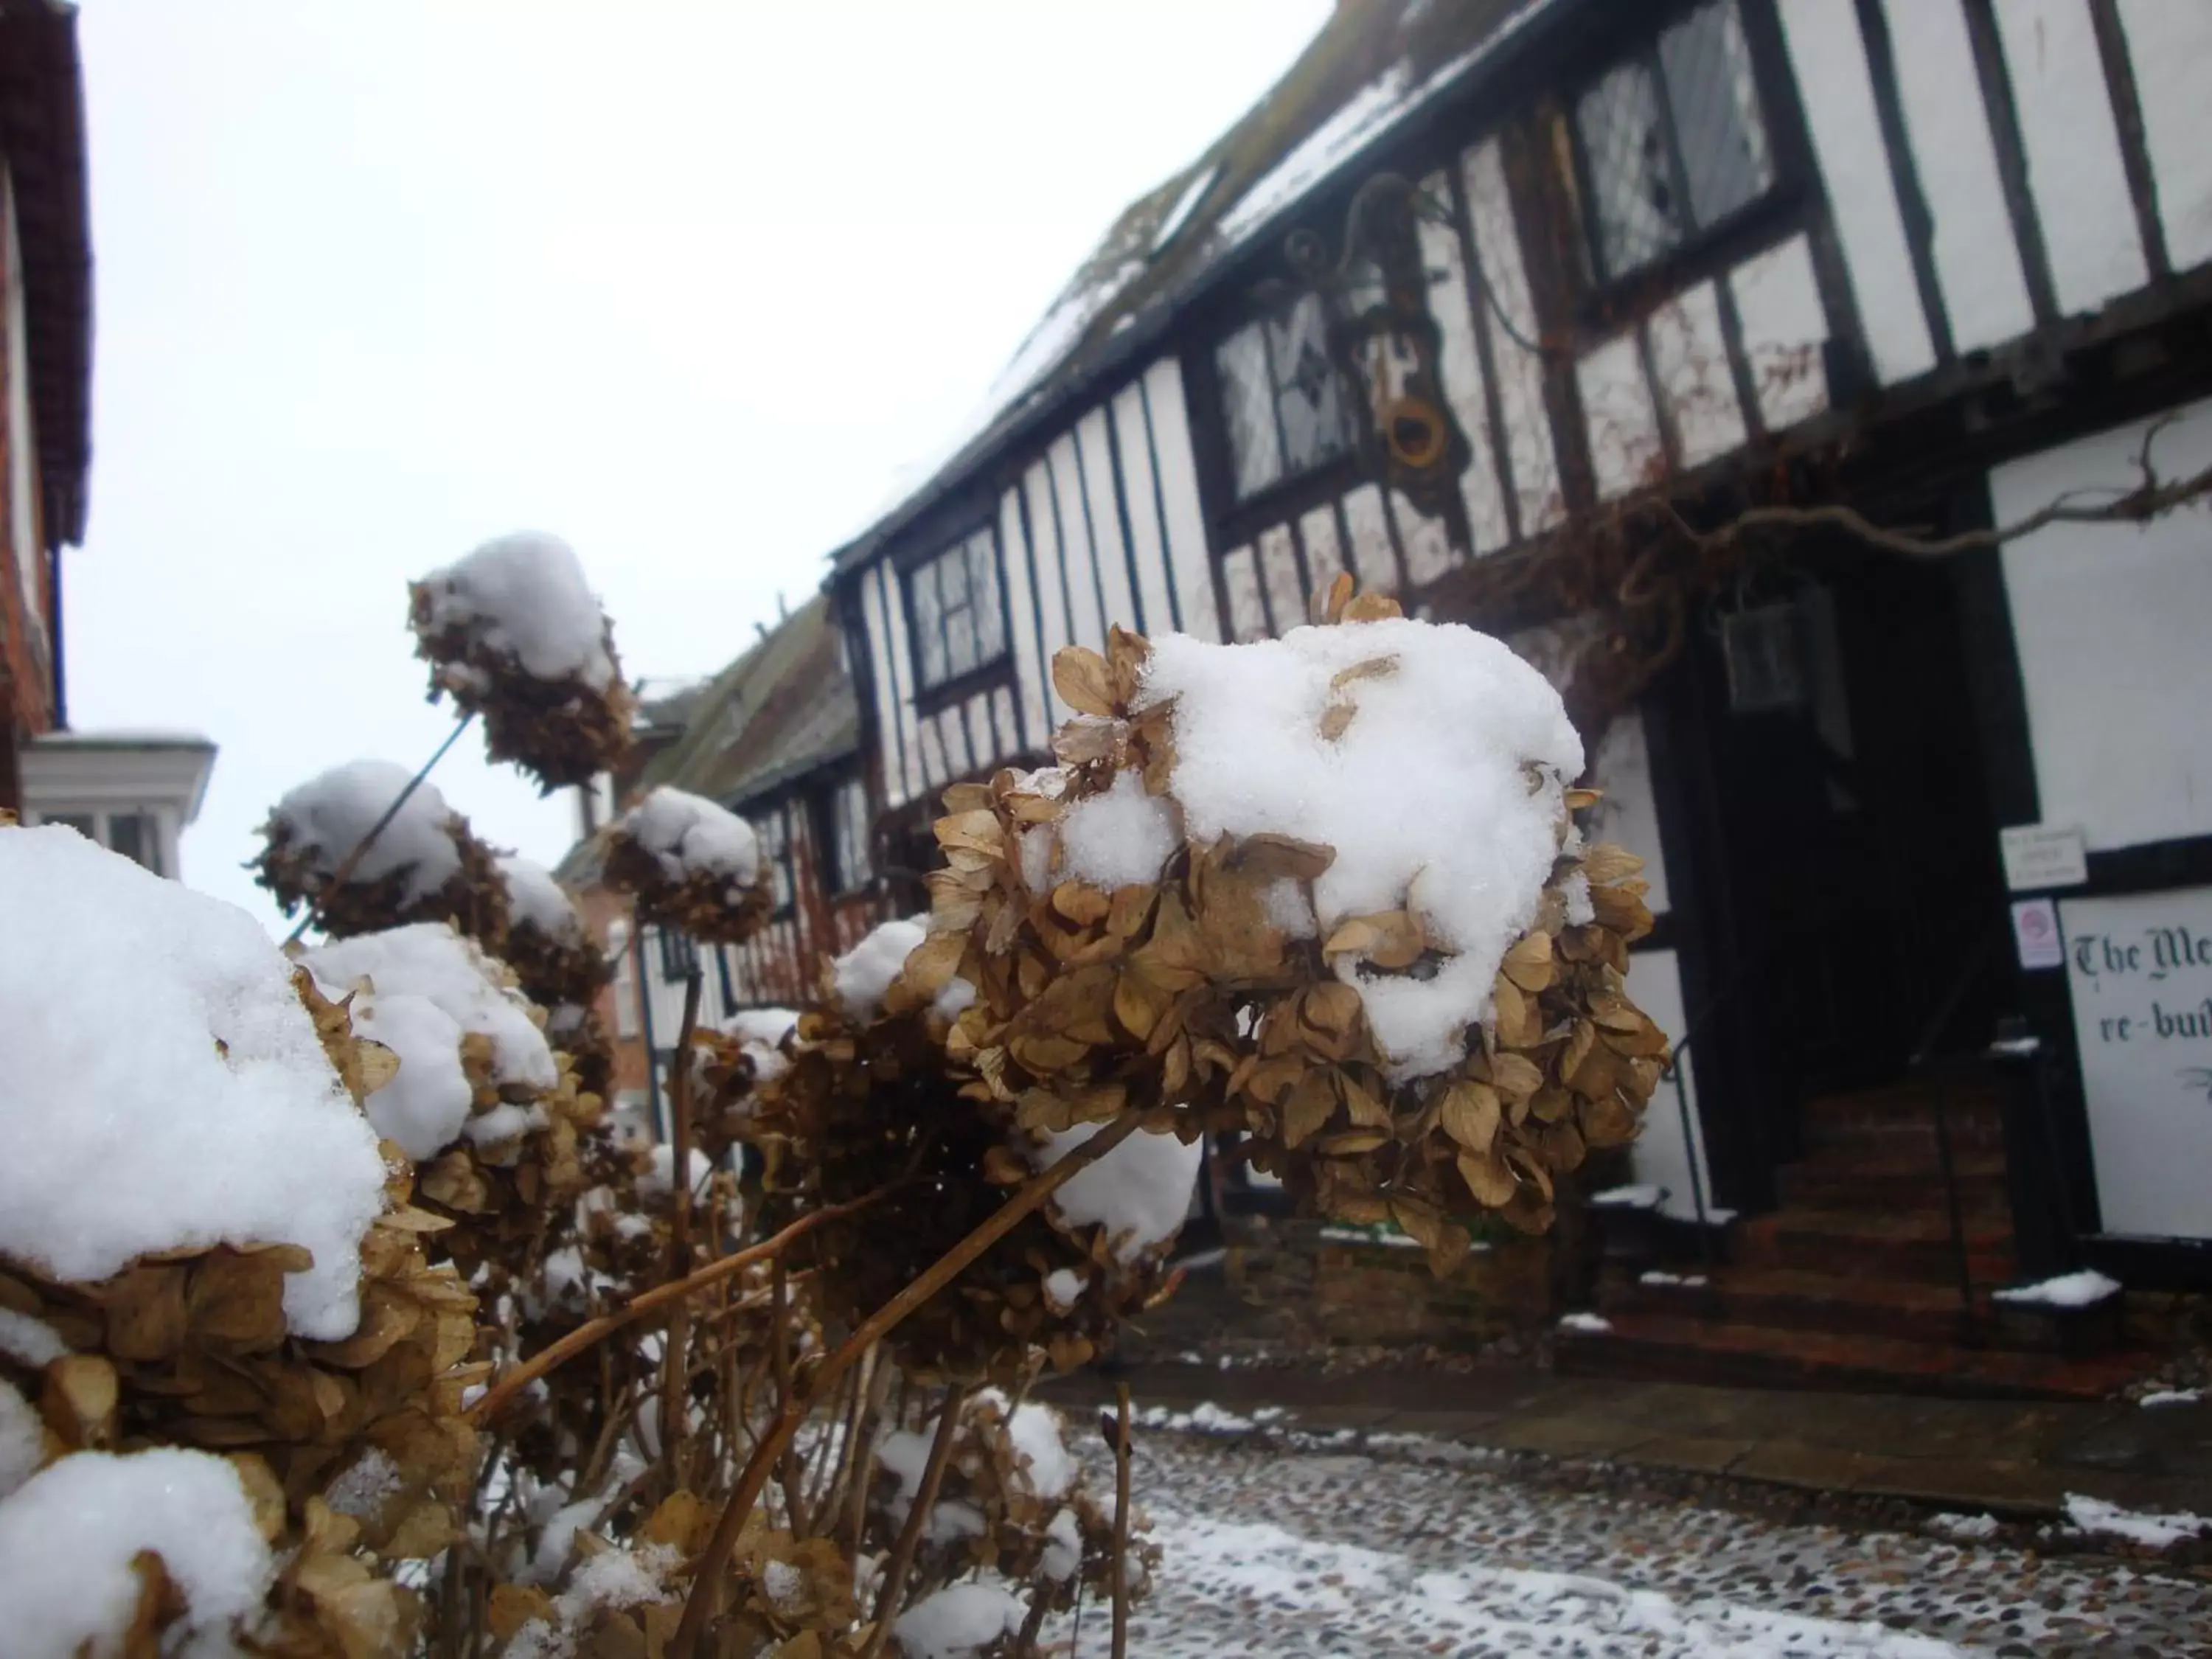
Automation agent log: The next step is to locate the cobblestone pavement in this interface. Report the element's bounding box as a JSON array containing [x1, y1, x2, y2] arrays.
[[1043, 1425, 2211, 1658]]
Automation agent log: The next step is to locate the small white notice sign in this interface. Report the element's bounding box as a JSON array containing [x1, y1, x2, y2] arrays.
[[2001, 824, 2088, 891], [2011, 897, 2065, 970]]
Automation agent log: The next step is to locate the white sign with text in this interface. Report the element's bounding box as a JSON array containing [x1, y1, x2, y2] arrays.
[[2059, 888, 2212, 1239], [2001, 824, 2088, 891]]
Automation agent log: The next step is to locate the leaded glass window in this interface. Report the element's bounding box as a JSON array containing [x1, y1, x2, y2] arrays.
[[1576, 0, 1772, 282], [1214, 290, 1357, 501], [752, 805, 795, 914], [905, 527, 1006, 692]]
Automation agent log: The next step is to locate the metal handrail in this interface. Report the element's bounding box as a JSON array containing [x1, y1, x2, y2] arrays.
[[1906, 926, 2006, 1321], [1655, 945, 1774, 1271]]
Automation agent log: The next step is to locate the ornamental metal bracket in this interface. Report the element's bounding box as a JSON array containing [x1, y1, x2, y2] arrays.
[[1281, 171, 1471, 521]]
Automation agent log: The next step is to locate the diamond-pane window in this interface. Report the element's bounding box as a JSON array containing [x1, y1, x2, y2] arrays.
[[905, 526, 1007, 692], [752, 806, 795, 914], [1215, 291, 1357, 501], [1576, 0, 1772, 282]]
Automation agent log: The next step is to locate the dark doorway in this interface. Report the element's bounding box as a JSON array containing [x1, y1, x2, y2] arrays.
[[1697, 547, 2010, 1126]]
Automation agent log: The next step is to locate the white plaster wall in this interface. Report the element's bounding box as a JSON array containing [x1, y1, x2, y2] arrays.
[[1994, 397, 2212, 853], [1586, 709, 1672, 919], [1299, 504, 1346, 594], [1728, 234, 1830, 431], [1417, 168, 1511, 552], [1577, 332, 1663, 500], [2116, 0, 2212, 271], [1462, 138, 1562, 531], [1222, 543, 1266, 641], [1647, 282, 1747, 467], [999, 486, 1050, 749], [1775, 0, 1936, 384], [1880, 0, 2035, 353], [1994, 0, 2148, 316], [1076, 407, 1141, 634], [1141, 358, 1224, 644], [1341, 483, 1399, 595]]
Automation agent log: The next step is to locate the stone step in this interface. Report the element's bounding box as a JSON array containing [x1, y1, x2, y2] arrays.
[[1553, 1312, 2150, 1401], [1736, 1209, 2015, 1285], [1607, 1266, 1991, 1346]]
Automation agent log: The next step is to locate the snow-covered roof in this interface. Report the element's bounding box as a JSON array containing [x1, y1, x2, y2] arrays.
[[832, 0, 1573, 574]]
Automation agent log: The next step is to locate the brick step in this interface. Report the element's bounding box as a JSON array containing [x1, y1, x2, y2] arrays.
[[1607, 1266, 1996, 1345], [1554, 1312, 2152, 1401], [1775, 1154, 2011, 1214], [1736, 1210, 2015, 1284], [1801, 1116, 2009, 1163], [1804, 1075, 2010, 1123]]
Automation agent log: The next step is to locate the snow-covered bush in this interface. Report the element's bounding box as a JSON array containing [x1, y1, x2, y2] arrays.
[[411, 531, 636, 792]]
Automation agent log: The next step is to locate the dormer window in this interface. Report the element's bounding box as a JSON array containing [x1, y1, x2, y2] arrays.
[[1214, 289, 1358, 501], [1574, 0, 1773, 282], [905, 526, 1007, 693]]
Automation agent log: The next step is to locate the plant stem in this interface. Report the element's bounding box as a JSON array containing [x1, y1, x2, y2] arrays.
[[1111, 1381, 1133, 1659], [672, 1108, 1147, 1657], [861, 1381, 969, 1658], [469, 1188, 888, 1423]]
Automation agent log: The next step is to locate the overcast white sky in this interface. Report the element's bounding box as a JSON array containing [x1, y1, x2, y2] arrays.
[[63, 0, 1330, 929]]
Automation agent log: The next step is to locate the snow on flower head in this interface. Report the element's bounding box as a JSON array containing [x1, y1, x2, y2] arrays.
[[618, 787, 760, 888], [0, 827, 387, 1339], [414, 530, 617, 692], [269, 758, 465, 900], [832, 919, 975, 1023], [302, 922, 558, 1161], [0, 1447, 278, 1658], [1141, 617, 1584, 1079], [498, 853, 586, 942], [833, 918, 926, 1020]]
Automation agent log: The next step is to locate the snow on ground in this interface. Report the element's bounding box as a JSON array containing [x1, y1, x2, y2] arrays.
[[2061, 1493, 2210, 1551], [1992, 1270, 2124, 1310], [1032, 1419, 2208, 1658]]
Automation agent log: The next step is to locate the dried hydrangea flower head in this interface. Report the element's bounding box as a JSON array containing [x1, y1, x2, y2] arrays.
[[255, 759, 511, 949], [495, 854, 611, 1012], [902, 575, 1664, 1272], [298, 923, 604, 1295], [746, 921, 1198, 1383], [409, 531, 635, 793], [600, 785, 773, 946]]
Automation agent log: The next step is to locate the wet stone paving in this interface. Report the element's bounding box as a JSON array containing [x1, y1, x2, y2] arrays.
[[1043, 1425, 2210, 1658]]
